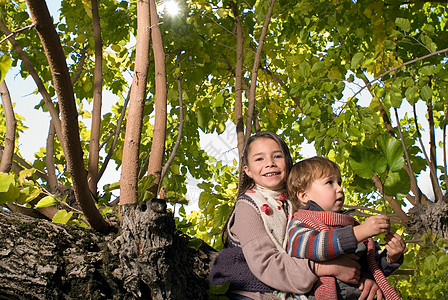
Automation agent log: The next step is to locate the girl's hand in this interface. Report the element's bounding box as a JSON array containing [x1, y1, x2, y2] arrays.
[[358, 277, 383, 300], [314, 254, 361, 285], [385, 231, 406, 263], [353, 215, 390, 242]]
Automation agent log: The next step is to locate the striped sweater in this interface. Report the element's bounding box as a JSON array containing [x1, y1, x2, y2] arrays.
[[286, 201, 357, 261]]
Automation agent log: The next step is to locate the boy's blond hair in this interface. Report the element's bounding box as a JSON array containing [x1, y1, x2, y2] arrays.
[[287, 156, 341, 209]]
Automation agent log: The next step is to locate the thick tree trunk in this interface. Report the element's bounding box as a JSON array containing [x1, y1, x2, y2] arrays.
[[0, 199, 215, 299], [407, 199, 448, 241]]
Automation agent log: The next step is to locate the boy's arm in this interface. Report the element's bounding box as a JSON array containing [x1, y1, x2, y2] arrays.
[[287, 219, 357, 261]]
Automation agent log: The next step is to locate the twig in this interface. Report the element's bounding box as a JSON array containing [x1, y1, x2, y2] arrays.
[[0, 24, 35, 44], [338, 47, 448, 116]]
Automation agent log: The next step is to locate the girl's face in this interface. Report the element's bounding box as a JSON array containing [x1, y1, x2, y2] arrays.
[[298, 174, 344, 212], [243, 138, 287, 190]]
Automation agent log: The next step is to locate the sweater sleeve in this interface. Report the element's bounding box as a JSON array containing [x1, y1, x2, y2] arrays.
[[286, 218, 357, 261], [231, 201, 317, 294]]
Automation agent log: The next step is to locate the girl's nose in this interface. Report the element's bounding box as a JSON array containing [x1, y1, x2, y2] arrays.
[[265, 158, 276, 167]]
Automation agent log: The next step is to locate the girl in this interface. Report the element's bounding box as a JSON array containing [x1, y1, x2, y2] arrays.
[[209, 131, 361, 300]]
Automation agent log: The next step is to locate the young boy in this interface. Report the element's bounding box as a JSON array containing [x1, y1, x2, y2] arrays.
[[286, 156, 406, 300]]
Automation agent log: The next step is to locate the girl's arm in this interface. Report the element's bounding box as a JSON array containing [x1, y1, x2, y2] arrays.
[[287, 219, 357, 261], [232, 202, 317, 294]]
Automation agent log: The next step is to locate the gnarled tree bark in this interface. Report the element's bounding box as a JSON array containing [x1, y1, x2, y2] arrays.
[[0, 199, 215, 299]]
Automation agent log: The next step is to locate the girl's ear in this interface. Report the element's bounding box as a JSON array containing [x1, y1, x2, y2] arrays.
[[297, 191, 309, 204], [243, 165, 252, 178]]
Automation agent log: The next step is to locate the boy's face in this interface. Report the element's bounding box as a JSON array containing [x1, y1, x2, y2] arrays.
[[298, 174, 344, 212]]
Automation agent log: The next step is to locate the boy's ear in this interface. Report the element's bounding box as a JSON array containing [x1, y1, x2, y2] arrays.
[[243, 166, 252, 178], [297, 191, 309, 204]]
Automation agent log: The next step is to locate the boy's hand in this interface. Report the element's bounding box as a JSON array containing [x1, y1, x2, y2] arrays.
[[385, 231, 406, 263], [353, 215, 390, 242], [358, 277, 383, 300]]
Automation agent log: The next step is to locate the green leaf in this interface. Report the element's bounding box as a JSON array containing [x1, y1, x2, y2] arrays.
[[18, 168, 36, 185], [405, 86, 419, 105], [311, 61, 325, 73], [188, 238, 203, 250], [209, 282, 230, 295], [421, 86, 433, 101], [383, 169, 411, 197], [349, 146, 387, 179], [15, 186, 41, 204], [351, 52, 364, 69], [198, 191, 210, 210], [0, 173, 15, 193], [437, 254, 448, 268], [0, 55, 12, 83], [35, 196, 57, 208], [396, 18, 411, 32], [52, 210, 73, 224], [377, 135, 405, 172]]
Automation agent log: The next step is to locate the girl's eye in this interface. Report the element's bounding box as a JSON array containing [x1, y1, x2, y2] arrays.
[[255, 157, 263, 161]]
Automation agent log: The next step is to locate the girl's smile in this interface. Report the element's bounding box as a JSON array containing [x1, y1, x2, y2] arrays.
[[243, 138, 287, 190]]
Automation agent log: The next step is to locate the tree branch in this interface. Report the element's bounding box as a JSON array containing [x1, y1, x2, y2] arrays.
[[98, 89, 131, 181], [147, 0, 167, 195], [340, 47, 448, 115], [229, 1, 246, 192], [0, 80, 16, 173], [71, 47, 87, 85], [45, 121, 58, 191], [26, 0, 108, 231], [0, 21, 63, 143], [160, 56, 184, 185], [244, 0, 276, 142], [0, 24, 35, 44], [426, 93, 443, 201], [120, 0, 151, 205], [87, 0, 103, 196], [412, 104, 441, 202], [443, 103, 448, 194], [371, 174, 409, 224], [392, 107, 422, 205]]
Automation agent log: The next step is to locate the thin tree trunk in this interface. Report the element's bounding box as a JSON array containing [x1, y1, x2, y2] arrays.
[[0, 80, 16, 173], [26, 0, 108, 231], [160, 57, 183, 184], [120, 0, 151, 205], [147, 0, 167, 197], [46, 121, 58, 191], [427, 96, 443, 201], [244, 0, 276, 142], [230, 1, 245, 191], [98, 89, 131, 180], [87, 0, 103, 196]]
